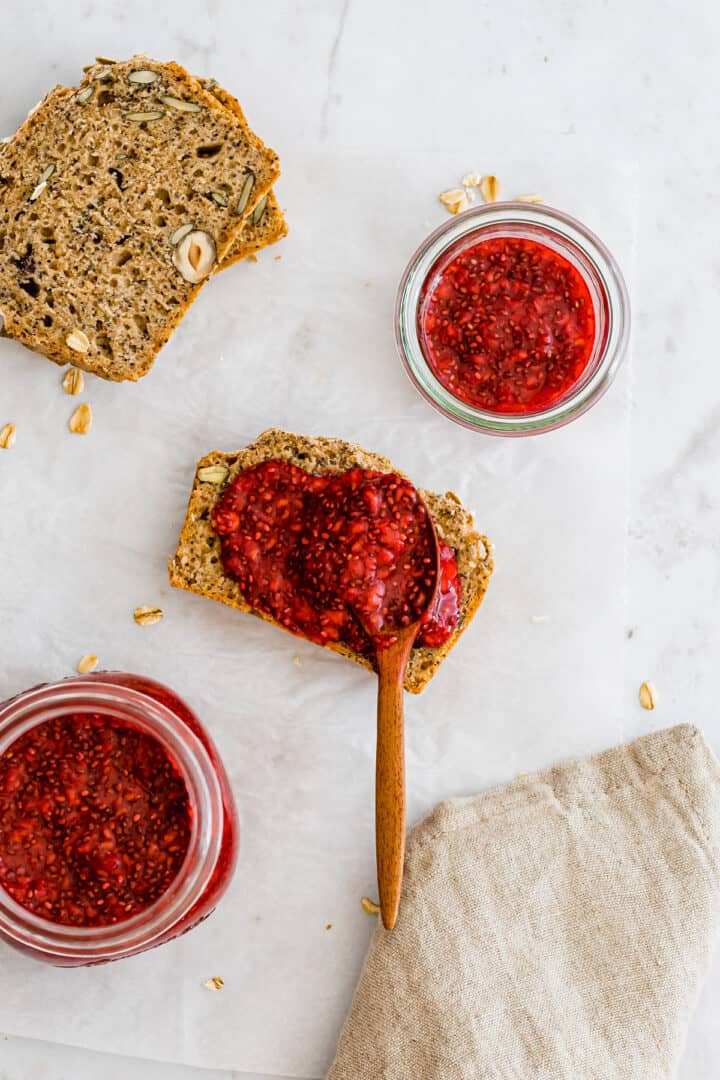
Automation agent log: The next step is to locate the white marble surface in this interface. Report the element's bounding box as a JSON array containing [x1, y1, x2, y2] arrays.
[[1, 0, 720, 1077]]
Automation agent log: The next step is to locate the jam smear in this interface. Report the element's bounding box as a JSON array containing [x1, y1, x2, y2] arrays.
[[212, 460, 461, 656], [419, 235, 596, 414], [0, 713, 192, 927]]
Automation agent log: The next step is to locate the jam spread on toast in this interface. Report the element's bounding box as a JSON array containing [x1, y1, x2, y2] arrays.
[[212, 461, 461, 655]]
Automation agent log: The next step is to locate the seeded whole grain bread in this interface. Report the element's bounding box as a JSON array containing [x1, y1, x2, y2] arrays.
[[168, 429, 494, 694], [0, 56, 279, 381], [201, 81, 287, 267]]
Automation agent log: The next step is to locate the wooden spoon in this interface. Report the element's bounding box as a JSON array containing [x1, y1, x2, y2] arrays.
[[357, 512, 441, 931]]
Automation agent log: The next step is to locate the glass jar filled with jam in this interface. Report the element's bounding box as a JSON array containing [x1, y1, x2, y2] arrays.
[[395, 202, 630, 436], [0, 673, 238, 966]]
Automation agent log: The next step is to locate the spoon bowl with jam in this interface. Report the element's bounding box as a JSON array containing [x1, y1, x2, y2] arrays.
[[212, 460, 461, 928]]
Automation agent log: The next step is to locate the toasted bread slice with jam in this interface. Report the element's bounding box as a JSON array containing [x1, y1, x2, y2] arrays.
[[168, 429, 493, 693]]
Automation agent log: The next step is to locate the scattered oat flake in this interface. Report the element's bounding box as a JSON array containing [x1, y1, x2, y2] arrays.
[[639, 681, 657, 710], [133, 605, 164, 626], [77, 654, 98, 674], [518, 771, 527, 778], [360, 896, 381, 915], [325, 923, 333, 931], [293, 655, 301, 666], [0, 423, 16, 450], [462, 172, 483, 188], [479, 175, 500, 203], [274, 254, 282, 261], [63, 367, 85, 395], [439, 188, 468, 215], [68, 403, 92, 435], [530, 615, 550, 624], [203, 976, 224, 991], [515, 194, 544, 204]]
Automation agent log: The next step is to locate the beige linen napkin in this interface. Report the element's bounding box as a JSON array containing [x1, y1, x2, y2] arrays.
[[328, 725, 720, 1080]]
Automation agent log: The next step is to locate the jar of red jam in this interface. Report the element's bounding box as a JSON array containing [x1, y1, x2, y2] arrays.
[[0, 673, 238, 966], [396, 202, 630, 435]]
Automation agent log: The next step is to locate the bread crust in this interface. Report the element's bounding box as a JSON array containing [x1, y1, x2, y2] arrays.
[[168, 429, 494, 693]]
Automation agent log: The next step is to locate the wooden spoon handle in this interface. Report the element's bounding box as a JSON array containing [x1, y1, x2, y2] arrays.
[[375, 628, 416, 931]]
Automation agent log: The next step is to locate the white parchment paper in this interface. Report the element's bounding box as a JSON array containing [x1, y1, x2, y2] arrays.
[[0, 151, 636, 1076]]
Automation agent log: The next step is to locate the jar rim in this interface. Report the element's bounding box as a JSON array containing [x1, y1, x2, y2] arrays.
[[0, 675, 223, 960], [395, 201, 631, 436]]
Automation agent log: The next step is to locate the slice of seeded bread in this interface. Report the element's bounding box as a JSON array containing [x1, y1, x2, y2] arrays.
[[168, 429, 494, 694], [0, 56, 280, 381], [200, 81, 287, 268]]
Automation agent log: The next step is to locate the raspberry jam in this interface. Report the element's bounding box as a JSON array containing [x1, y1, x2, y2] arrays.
[[0, 674, 238, 966], [0, 714, 192, 927], [212, 461, 461, 657], [397, 203, 631, 436], [419, 235, 596, 414]]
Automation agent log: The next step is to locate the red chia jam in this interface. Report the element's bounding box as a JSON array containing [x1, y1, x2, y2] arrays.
[[0, 712, 192, 927], [211, 460, 462, 655], [419, 235, 596, 414]]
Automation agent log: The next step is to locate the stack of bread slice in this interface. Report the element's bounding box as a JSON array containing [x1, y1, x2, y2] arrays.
[[0, 55, 286, 382]]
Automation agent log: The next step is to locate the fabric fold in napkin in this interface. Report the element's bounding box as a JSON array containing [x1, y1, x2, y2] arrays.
[[328, 725, 720, 1080]]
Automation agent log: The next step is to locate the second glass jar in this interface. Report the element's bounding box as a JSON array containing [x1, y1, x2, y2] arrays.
[[0, 672, 238, 966]]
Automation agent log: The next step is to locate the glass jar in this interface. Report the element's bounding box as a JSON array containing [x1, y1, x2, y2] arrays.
[[395, 201, 630, 436], [0, 672, 238, 966]]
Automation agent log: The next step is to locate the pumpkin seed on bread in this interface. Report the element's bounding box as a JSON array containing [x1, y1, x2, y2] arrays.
[[0, 56, 280, 381], [168, 429, 493, 693]]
